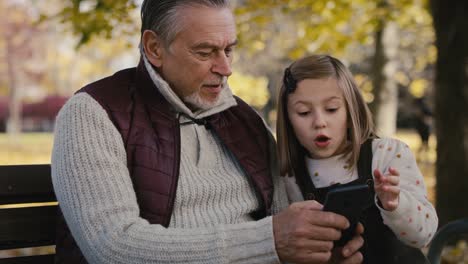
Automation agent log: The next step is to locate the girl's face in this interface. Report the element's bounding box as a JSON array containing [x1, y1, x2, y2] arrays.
[[287, 77, 349, 159]]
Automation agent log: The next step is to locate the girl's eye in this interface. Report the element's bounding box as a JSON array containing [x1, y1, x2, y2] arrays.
[[298, 111, 310, 116], [326, 108, 338, 113]]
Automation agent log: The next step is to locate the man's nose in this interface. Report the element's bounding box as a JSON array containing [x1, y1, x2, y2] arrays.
[[212, 53, 232, 77]]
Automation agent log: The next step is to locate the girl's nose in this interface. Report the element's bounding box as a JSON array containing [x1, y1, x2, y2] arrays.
[[314, 114, 326, 129]]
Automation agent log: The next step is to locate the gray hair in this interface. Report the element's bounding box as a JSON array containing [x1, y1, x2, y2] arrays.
[[141, 0, 230, 46]]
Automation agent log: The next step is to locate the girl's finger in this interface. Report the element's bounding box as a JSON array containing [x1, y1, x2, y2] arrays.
[[383, 200, 399, 211], [382, 185, 400, 195], [388, 167, 400, 176], [374, 183, 384, 193], [373, 169, 383, 183], [388, 200, 399, 207], [384, 176, 400, 186]]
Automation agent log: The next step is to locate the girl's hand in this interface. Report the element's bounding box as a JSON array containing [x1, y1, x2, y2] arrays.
[[373, 167, 400, 211]]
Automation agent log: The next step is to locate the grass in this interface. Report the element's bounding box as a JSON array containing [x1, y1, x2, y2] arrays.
[[0, 133, 53, 165]]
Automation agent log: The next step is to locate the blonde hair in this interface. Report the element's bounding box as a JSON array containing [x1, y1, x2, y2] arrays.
[[276, 54, 376, 177]]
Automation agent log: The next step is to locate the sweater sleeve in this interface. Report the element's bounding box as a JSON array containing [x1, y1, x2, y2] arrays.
[[51, 93, 281, 264], [371, 138, 438, 248]]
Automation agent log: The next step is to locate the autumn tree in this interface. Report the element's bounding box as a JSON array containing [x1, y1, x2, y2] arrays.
[[54, 0, 434, 132], [234, 0, 433, 132], [48, 0, 138, 47], [0, 1, 46, 135]]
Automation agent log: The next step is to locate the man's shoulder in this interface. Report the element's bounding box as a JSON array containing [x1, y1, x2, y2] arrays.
[[76, 67, 137, 110], [78, 67, 136, 95]]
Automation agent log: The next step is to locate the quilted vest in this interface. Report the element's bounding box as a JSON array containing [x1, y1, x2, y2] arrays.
[[55, 60, 274, 263]]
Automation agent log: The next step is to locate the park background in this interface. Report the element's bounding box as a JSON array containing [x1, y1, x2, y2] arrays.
[[0, 0, 467, 262]]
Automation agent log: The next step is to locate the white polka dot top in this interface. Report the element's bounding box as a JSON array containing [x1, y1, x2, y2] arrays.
[[283, 137, 438, 248]]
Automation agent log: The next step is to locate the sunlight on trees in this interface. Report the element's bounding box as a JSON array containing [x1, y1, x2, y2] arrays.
[[228, 72, 269, 109]]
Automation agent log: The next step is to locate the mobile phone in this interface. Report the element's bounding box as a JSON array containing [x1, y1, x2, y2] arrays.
[[323, 184, 371, 247]]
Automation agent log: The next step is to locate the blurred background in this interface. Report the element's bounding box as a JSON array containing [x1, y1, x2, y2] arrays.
[[0, 0, 467, 262]]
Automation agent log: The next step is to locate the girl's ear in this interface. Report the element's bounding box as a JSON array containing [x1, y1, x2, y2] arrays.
[[142, 30, 164, 67]]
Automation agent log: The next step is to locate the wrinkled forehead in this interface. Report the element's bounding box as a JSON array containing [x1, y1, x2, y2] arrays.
[[175, 5, 237, 45]]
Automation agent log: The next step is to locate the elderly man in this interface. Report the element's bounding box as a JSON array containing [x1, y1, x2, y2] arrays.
[[52, 1, 364, 263]]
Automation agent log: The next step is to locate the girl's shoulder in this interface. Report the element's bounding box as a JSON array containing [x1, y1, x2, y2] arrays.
[[371, 137, 410, 149]]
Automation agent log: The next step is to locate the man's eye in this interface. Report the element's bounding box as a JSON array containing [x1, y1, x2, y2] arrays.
[[225, 48, 234, 57], [197, 52, 211, 58]]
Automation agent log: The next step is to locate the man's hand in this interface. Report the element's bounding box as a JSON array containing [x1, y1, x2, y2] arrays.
[[374, 167, 400, 211], [330, 223, 364, 264], [273, 200, 350, 264]]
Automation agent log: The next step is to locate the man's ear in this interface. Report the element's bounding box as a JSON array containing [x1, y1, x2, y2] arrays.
[[142, 30, 164, 67]]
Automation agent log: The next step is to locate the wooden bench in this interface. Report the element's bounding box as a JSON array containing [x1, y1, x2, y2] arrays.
[[0, 164, 56, 264]]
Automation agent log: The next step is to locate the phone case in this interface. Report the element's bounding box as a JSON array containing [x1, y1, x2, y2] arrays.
[[323, 184, 371, 247]]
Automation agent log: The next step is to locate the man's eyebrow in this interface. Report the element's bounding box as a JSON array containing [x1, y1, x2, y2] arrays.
[[228, 40, 238, 47], [192, 40, 238, 50]]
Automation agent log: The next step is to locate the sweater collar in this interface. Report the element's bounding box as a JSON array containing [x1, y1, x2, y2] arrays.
[[141, 53, 237, 120]]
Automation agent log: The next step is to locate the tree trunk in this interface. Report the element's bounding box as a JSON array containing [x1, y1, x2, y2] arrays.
[[369, 21, 399, 137], [431, 0, 468, 226], [5, 34, 22, 135]]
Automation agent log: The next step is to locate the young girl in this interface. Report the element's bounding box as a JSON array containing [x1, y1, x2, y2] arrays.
[[276, 54, 438, 263]]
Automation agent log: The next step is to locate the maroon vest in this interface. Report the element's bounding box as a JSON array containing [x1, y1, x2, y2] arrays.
[[55, 61, 274, 263]]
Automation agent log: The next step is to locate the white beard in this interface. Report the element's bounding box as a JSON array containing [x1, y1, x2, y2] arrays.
[[183, 81, 226, 111], [183, 91, 220, 111]]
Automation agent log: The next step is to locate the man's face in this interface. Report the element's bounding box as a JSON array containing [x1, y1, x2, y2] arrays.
[[156, 6, 237, 110]]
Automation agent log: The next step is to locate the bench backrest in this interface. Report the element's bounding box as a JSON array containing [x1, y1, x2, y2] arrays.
[[0, 164, 56, 264]]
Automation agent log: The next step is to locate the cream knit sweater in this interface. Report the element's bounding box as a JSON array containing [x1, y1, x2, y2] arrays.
[[51, 58, 288, 263]]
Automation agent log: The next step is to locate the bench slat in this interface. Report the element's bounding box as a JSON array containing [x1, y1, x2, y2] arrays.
[[0, 254, 55, 264], [0, 205, 57, 250], [0, 165, 55, 205]]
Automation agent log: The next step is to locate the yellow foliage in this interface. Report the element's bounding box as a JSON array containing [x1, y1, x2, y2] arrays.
[[228, 71, 269, 109], [354, 74, 374, 103], [394, 71, 410, 86], [252, 40, 266, 51], [354, 74, 367, 87], [415, 56, 428, 72], [361, 79, 373, 93], [428, 45, 437, 64], [410, 79, 429, 98], [362, 91, 375, 104]]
